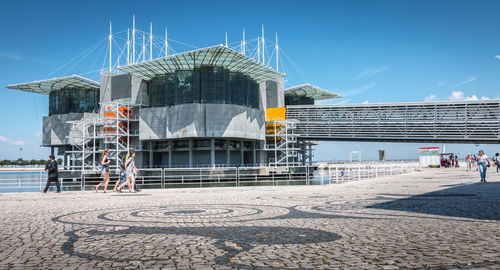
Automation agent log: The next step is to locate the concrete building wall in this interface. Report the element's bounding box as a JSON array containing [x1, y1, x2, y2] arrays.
[[139, 104, 265, 141], [42, 113, 98, 146], [265, 79, 284, 108]]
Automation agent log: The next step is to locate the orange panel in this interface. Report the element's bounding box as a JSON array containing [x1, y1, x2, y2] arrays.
[[266, 107, 286, 121]]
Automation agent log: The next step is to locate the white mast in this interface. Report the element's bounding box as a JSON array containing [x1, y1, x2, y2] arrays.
[[149, 22, 153, 60], [257, 37, 260, 63], [127, 28, 130, 65], [275, 32, 279, 71], [132, 15, 136, 64], [142, 34, 145, 62], [225, 32, 228, 47], [242, 29, 245, 55], [261, 25, 265, 64], [109, 21, 112, 72], [165, 28, 168, 56]]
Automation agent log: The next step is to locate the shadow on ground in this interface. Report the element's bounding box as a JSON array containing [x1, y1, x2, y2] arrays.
[[367, 182, 500, 221]]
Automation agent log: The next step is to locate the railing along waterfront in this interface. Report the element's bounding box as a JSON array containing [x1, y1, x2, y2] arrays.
[[0, 162, 421, 192]]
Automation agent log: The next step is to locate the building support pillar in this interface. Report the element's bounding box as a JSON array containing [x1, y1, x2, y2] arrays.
[[308, 143, 312, 165], [63, 152, 68, 170], [168, 141, 173, 168], [51, 147, 54, 157], [240, 140, 245, 165], [226, 140, 231, 166], [188, 139, 193, 167], [149, 141, 153, 168], [210, 138, 215, 166], [252, 141, 257, 165]]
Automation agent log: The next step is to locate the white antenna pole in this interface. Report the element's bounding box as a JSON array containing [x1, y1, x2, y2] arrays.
[[242, 29, 245, 55], [275, 32, 279, 71], [257, 37, 260, 62], [261, 25, 265, 64], [109, 21, 112, 72], [149, 22, 153, 60], [165, 27, 168, 56], [225, 32, 228, 47], [142, 34, 145, 62], [132, 15, 136, 64], [127, 28, 130, 65]]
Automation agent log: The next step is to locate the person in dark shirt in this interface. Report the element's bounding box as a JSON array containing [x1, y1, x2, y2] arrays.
[[41, 155, 60, 193]]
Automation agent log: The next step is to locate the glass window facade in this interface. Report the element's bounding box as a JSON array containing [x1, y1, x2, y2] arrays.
[[49, 88, 99, 115], [147, 66, 259, 109], [285, 95, 315, 106]]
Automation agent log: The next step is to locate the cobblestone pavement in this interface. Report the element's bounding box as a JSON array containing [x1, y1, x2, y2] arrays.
[[0, 168, 499, 269]]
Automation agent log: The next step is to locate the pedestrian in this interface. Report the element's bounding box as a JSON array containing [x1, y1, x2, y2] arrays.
[[41, 155, 60, 193], [493, 153, 500, 173], [94, 149, 111, 193], [465, 153, 472, 171], [117, 149, 138, 193], [472, 154, 478, 171], [476, 150, 490, 182]]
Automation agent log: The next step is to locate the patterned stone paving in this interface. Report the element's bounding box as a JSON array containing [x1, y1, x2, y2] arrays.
[[0, 168, 499, 269]]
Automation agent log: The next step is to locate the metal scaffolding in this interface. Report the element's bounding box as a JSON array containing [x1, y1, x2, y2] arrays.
[[265, 119, 301, 166], [66, 116, 103, 172], [66, 101, 139, 173]]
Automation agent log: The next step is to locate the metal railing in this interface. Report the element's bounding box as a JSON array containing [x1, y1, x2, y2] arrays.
[[0, 162, 422, 193]]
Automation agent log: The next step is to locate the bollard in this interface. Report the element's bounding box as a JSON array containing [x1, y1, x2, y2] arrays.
[[336, 167, 339, 183]]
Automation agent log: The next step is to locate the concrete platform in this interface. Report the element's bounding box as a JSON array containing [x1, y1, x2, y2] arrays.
[[0, 168, 499, 269]]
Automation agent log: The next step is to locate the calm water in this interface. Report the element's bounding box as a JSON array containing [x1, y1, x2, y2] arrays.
[[0, 170, 329, 193], [0, 171, 48, 193]]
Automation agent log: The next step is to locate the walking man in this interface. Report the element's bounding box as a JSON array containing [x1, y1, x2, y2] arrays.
[[41, 155, 61, 193]]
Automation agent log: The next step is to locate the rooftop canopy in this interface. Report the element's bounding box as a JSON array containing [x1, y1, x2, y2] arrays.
[[118, 45, 286, 83], [6, 75, 100, 95], [285, 83, 341, 100]]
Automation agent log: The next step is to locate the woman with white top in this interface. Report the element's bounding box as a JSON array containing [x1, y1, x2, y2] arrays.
[[117, 149, 138, 192], [476, 150, 490, 182]]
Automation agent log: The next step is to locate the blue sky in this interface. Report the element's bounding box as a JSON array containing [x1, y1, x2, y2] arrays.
[[1, 0, 499, 160]]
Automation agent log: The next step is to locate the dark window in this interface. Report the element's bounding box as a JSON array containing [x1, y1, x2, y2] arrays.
[[285, 95, 314, 105], [146, 66, 259, 109], [48, 88, 99, 115]]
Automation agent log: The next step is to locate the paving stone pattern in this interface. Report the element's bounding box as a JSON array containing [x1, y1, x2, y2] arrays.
[[0, 168, 499, 269]]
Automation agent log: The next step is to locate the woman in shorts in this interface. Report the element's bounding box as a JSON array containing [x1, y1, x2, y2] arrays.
[[117, 150, 138, 192], [95, 149, 111, 192]]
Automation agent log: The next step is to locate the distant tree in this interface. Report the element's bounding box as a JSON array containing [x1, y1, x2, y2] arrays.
[[57, 158, 63, 164]]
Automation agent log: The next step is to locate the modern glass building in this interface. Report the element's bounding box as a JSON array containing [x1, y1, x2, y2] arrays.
[[6, 45, 340, 169]]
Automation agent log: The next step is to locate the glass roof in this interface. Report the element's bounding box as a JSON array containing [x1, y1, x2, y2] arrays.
[[118, 45, 286, 83], [6, 75, 100, 95], [285, 83, 341, 100]]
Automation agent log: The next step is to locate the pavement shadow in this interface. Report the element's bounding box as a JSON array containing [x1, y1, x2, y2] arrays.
[[367, 182, 500, 221]]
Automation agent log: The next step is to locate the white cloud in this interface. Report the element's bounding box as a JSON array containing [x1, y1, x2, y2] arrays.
[[448, 91, 490, 101], [35, 131, 42, 137], [424, 94, 436, 101], [362, 100, 369, 104], [0, 51, 22, 60], [494, 55, 500, 60], [341, 82, 378, 97], [449, 91, 464, 100], [454, 76, 476, 88], [352, 67, 389, 81], [0, 135, 24, 146], [437, 80, 445, 87]]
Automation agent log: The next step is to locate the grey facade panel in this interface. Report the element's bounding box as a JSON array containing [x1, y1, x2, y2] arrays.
[[139, 104, 265, 141], [110, 74, 132, 100], [265, 79, 284, 108], [42, 113, 98, 147], [139, 107, 167, 140], [167, 104, 206, 138]]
